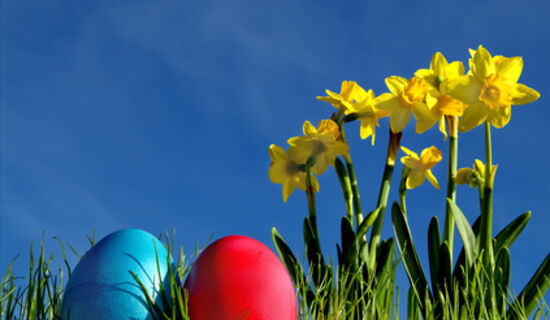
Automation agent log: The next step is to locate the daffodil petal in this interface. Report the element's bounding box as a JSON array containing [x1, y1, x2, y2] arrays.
[[445, 61, 465, 80], [487, 106, 511, 128], [340, 81, 356, 100], [415, 117, 437, 135], [303, 121, 317, 137], [512, 83, 540, 105], [376, 95, 401, 112], [447, 75, 482, 104], [287, 137, 312, 152], [360, 120, 375, 142], [287, 143, 312, 163], [316, 96, 337, 104], [425, 169, 440, 190], [311, 176, 319, 192], [365, 89, 375, 101], [471, 45, 494, 80], [401, 157, 419, 170], [313, 155, 330, 176], [327, 90, 343, 100], [385, 76, 407, 95], [295, 173, 308, 191], [350, 82, 368, 102], [390, 106, 411, 133], [376, 109, 392, 119], [414, 68, 433, 79], [304, 173, 320, 193], [493, 55, 506, 67], [412, 103, 438, 134], [282, 181, 295, 202], [331, 141, 350, 156], [438, 117, 448, 140], [425, 92, 439, 108], [458, 101, 489, 132], [400, 146, 418, 158], [407, 170, 426, 189], [497, 56, 523, 83], [268, 163, 286, 184], [268, 144, 287, 162], [432, 52, 447, 76]]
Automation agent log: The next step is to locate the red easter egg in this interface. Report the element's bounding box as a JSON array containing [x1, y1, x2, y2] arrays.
[[184, 235, 297, 320]]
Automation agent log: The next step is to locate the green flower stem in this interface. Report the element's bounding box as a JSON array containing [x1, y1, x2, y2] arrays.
[[335, 107, 345, 123], [478, 185, 484, 212], [337, 119, 364, 230], [335, 158, 354, 223], [343, 153, 364, 228], [306, 167, 317, 218], [399, 166, 411, 215], [443, 115, 458, 261], [480, 120, 494, 266], [368, 129, 402, 270]]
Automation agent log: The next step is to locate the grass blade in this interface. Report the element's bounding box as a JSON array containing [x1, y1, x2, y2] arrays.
[[509, 253, 550, 319], [447, 199, 478, 268], [271, 227, 304, 286], [494, 211, 530, 253], [427, 216, 441, 295], [391, 201, 430, 314]]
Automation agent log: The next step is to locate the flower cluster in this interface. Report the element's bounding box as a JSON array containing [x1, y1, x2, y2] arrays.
[[269, 45, 539, 201], [269, 120, 348, 202], [268, 45, 546, 319]]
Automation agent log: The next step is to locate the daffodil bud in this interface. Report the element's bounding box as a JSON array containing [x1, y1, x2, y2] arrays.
[[456, 167, 482, 188]]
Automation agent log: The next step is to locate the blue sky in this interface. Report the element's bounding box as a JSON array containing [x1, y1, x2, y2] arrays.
[[2, 0, 550, 314]]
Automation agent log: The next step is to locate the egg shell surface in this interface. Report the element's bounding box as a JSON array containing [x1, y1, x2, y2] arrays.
[[184, 235, 297, 320], [61, 228, 174, 320]]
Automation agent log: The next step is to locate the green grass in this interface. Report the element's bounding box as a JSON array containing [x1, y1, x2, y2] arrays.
[[1, 231, 548, 319]]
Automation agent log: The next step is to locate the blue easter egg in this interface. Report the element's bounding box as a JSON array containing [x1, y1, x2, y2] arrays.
[[61, 228, 174, 320]]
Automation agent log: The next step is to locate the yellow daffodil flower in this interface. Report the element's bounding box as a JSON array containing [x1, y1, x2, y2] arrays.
[[447, 45, 540, 132], [400, 146, 442, 189], [375, 76, 434, 134], [268, 144, 319, 202], [287, 120, 349, 175], [413, 87, 468, 139], [348, 89, 391, 145], [414, 52, 465, 89], [456, 159, 497, 188], [412, 52, 468, 138], [317, 81, 368, 114]]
